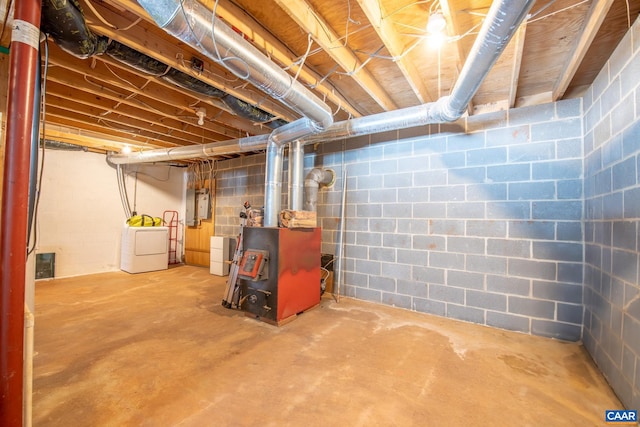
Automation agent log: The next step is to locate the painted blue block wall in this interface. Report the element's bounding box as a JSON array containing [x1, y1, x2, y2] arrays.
[[582, 18, 640, 411], [211, 14, 640, 413]]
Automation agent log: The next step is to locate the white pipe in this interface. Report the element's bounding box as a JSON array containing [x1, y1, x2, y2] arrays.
[[24, 303, 34, 427]]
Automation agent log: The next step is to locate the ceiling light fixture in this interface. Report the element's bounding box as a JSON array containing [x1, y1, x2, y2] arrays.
[[196, 107, 206, 126], [121, 145, 132, 154], [427, 11, 446, 34]]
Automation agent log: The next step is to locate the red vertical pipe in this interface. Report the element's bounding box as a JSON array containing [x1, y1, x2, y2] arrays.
[[1, 0, 41, 425]]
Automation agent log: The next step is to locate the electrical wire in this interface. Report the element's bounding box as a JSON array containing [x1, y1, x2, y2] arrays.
[[529, 0, 590, 24], [28, 35, 50, 255]]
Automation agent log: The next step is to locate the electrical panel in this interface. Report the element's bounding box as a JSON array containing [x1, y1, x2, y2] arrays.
[[197, 188, 211, 219], [185, 188, 197, 226]]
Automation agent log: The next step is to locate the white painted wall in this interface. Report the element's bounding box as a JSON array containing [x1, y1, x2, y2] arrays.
[[35, 149, 186, 278]]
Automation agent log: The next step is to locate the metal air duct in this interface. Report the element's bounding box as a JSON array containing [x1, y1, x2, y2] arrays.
[[304, 168, 335, 213], [109, 0, 534, 165], [136, 0, 333, 130]]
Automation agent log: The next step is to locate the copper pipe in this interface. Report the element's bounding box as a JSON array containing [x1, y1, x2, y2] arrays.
[[0, 0, 42, 425]]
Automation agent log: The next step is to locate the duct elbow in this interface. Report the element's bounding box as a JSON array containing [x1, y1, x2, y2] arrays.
[[303, 168, 335, 212]]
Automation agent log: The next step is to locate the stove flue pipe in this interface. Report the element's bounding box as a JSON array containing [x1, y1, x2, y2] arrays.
[[304, 168, 336, 213]]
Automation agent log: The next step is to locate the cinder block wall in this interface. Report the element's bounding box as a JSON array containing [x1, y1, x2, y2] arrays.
[[214, 97, 584, 342], [314, 100, 584, 342], [582, 19, 640, 410]]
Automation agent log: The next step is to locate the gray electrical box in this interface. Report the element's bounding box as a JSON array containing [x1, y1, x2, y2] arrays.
[[197, 188, 211, 219], [185, 188, 197, 226]]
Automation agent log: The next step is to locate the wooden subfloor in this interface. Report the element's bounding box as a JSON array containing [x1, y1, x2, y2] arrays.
[[33, 265, 622, 426]]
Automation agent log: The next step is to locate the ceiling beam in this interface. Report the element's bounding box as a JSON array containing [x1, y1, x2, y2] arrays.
[[552, 0, 614, 101], [46, 43, 262, 138], [272, 0, 398, 111], [357, 0, 432, 103], [78, 0, 298, 122], [508, 21, 528, 108], [103, 0, 361, 118]]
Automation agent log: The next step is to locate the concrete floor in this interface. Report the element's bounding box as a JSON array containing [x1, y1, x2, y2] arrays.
[[33, 265, 622, 426]]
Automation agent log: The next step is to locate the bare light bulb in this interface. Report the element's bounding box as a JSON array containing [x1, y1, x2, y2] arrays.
[[427, 11, 446, 34], [121, 145, 132, 154], [196, 107, 206, 126]]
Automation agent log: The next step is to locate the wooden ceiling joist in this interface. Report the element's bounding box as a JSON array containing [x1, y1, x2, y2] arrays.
[[273, 0, 399, 111]]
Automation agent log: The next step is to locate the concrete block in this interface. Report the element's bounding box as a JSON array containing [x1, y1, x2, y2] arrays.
[[430, 252, 465, 270], [397, 219, 429, 234], [604, 192, 624, 220], [556, 222, 583, 241], [397, 155, 430, 173], [413, 235, 446, 251], [557, 138, 583, 159], [447, 132, 483, 152], [466, 255, 507, 275], [509, 103, 556, 126], [487, 238, 530, 258], [533, 281, 582, 304], [413, 298, 446, 316], [355, 259, 381, 275], [429, 220, 465, 235], [355, 287, 382, 303], [622, 120, 640, 158], [467, 183, 508, 201], [532, 201, 582, 220], [447, 236, 485, 254], [383, 233, 412, 249], [397, 280, 428, 298], [369, 189, 398, 204], [432, 152, 465, 170], [431, 185, 465, 202], [370, 247, 396, 262], [487, 275, 530, 296], [396, 249, 429, 267], [383, 203, 413, 218], [487, 201, 530, 219], [446, 304, 485, 324], [384, 172, 413, 188], [612, 221, 637, 251], [345, 244, 368, 260], [369, 276, 396, 292], [532, 159, 583, 180], [357, 175, 383, 190], [531, 319, 582, 341], [612, 249, 638, 284], [345, 271, 368, 287], [466, 147, 507, 166], [447, 166, 487, 185], [429, 284, 464, 303], [447, 270, 484, 290], [381, 262, 411, 279], [509, 182, 556, 200], [595, 168, 613, 196], [413, 170, 447, 186], [398, 187, 429, 203], [467, 290, 507, 311], [382, 292, 412, 309], [357, 203, 382, 218], [532, 118, 582, 142], [467, 220, 507, 238], [486, 311, 530, 333], [356, 232, 382, 246], [557, 263, 583, 285], [413, 202, 447, 219], [370, 159, 397, 175], [602, 133, 623, 167], [508, 259, 557, 281], [508, 141, 556, 162], [447, 202, 485, 218], [487, 164, 531, 182], [369, 219, 397, 233], [413, 266, 445, 284], [624, 187, 640, 219], [533, 242, 583, 262], [486, 125, 530, 147], [509, 296, 555, 319]]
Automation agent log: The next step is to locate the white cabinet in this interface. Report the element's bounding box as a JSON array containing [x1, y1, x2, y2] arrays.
[[210, 236, 232, 276]]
